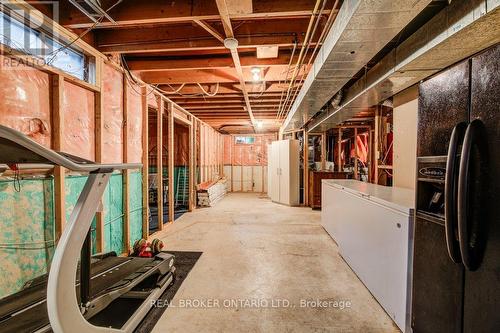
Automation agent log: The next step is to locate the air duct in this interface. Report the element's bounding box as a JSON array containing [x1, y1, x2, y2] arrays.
[[308, 0, 500, 132], [282, 0, 435, 131]]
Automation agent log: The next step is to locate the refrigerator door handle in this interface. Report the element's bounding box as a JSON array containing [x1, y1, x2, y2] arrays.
[[458, 119, 489, 271], [444, 122, 467, 263]]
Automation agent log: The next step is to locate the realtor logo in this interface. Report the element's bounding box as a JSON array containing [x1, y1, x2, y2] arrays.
[[0, 1, 59, 69]]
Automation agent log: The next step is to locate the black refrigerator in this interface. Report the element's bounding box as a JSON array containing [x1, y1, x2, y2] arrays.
[[412, 43, 500, 333]]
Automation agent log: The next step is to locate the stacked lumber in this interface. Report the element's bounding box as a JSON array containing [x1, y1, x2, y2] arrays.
[[197, 178, 227, 207]]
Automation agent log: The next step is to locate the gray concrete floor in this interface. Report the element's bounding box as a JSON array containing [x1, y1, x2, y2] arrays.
[[152, 193, 400, 333]]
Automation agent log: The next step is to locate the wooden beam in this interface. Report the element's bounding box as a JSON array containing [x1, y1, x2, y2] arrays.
[[189, 118, 195, 211], [60, 0, 334, 29], [167, 102, 175, 222], [215, 0, 256, 130], [126, 52, 304, 71], [141, 87, 149, 239], [52, 74, 65, 242], [193, 19, 225, 43], [303, 130, 309, 206]]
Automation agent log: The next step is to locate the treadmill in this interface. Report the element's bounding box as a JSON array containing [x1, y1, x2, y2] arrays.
[[0, 125, 175, 333]]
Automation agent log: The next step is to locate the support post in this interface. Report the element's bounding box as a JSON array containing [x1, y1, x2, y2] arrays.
[[303, 130, 309, 206], [167, 102, 175, 222], [337, 128, 342, 172], [354, 128, 358, 180], [94, 59, 105, 252], [122, 78, 131, 253], [374, 107, 381, 184], [156, 97, 164, 230], [52, 74, 65, 242], [189, 118, 195, 211], [141, 87, 149, 238], [321, 132, 326, 171]]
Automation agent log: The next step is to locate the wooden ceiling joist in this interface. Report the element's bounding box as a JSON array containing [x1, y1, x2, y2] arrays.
[[60, 0, 335, 29]]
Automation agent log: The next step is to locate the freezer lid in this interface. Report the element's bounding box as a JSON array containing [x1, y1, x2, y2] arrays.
[[322, 179, 415, 215]]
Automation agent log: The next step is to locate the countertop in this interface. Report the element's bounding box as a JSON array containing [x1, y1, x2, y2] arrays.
[[322, 179, 415, 214]]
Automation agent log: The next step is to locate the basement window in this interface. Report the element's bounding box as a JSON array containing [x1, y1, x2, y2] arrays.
[[0, 9, 95, 83], [235, 136, 255, 145]]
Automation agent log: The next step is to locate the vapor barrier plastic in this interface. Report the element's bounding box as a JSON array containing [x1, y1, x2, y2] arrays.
[[127, 82, 143, 163], [62, 82, 95, 160], [129, 171, 143, 247], [0, 56, 51, 147], [102, 64, 123, 163], [0, 178, 55, 298]]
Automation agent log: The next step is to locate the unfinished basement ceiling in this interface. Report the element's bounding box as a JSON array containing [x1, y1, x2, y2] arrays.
[[51, 0, 341, 134]]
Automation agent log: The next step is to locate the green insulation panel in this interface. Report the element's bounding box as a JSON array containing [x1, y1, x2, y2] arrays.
[[0, 178, 55, 299], [129, 171, 143, 247], [65, 175, 98, 254], [103, 174, 124, 254]]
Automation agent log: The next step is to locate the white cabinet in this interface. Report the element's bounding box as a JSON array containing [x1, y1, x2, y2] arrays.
[[321, 180, 415, 333], [267, 139, 299, 205]]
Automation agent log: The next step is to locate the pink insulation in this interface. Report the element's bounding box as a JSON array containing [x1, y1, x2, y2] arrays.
[[0, 56, 51, 147], [174, 122, 189, 166], [102, 64, 123, 163], [223, 135, 232, 165], [127, 82, 143, 163], [62, 82, 95, 160]]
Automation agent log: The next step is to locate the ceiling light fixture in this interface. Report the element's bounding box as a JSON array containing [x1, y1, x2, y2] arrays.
[[223, 38, 239, 50], [256, 120, 264, 129], [251, 67, 261, 82]]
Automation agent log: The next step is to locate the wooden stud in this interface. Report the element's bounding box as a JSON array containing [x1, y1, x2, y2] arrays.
[[374, 107, 381, 184], [122, 78, 131, 253], [141, 86, 149, 238], [156, 97, 164, 230], [337, 128, 342, 172], [189, 118, 195, 211], [303, 130, 309, 206], [321, 132, 326, 171], [167, 102, 175, 223], [354, 128, 359, 180], [51, 74, 65, 242], [94, 58, 105, 253]]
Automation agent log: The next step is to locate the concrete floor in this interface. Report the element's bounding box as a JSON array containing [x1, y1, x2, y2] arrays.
[[152, 193, 400, 333]]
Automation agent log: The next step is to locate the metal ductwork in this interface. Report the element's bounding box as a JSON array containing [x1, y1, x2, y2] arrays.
[[282, 0, 435, 131], [309, 0, 500, 132]]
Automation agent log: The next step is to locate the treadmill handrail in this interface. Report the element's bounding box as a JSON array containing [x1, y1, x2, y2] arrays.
[[0, 125, 141, 172]]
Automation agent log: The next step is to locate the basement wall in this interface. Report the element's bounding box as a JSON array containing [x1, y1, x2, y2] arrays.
[[223, 134, 276, 192], [393, 85, 418, 191]]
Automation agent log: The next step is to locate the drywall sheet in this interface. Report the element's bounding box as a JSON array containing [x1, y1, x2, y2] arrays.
[[0, 57, 51, 147], [65, 175, 97, 254], [129, 171, 143, 247], [62, 82, 95, 160], [127, 82, 143, 163], [103, 173, 124, 254], [0, 178, 54, 298], [102, 64, 123, 163]]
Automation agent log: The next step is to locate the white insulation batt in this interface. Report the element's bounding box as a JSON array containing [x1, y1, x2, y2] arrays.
[[197, 179, 227, 207]]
